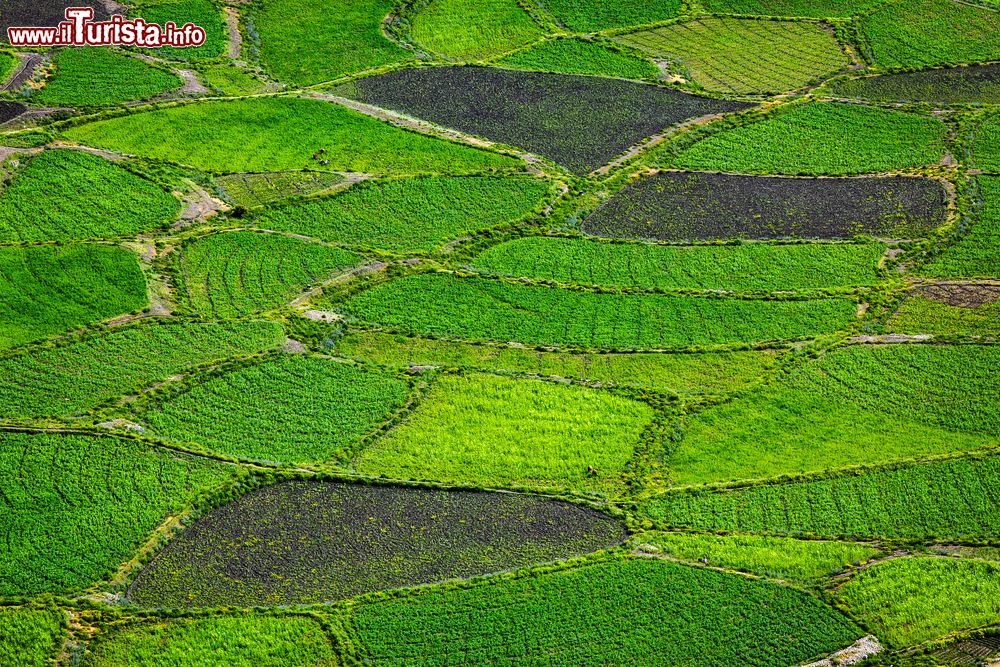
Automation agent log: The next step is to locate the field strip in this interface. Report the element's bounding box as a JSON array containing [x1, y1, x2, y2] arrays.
[[591, 113, 725, 176], [289, 260, 389, 308], [224, 7, 243, 60], [799, 636, 882, 667]]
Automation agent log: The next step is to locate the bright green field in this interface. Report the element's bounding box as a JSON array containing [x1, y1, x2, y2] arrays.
[[974, 115, 1000, 172], [635, 532, 879, 581], [668, 344, 1000, 485], [253, 175, 552, 253], [922, 176, 1000, 278], [496, 38, 658, 80], [0, 150, 178, 243], [351, 558, 861, 666], [339, 273, 857, 349], [354, 372, 655, 494], [411, 0, 545, 61], [34, 48, 181, 106], [337, 331, 777, 394], [889, 294, 1000, 336], [700, 0, 881, 17], [0, 431, 236, 595], [0, 244, 148, 350], [197, 64, 270, 96], [86, 615, 339, 667], [252, 0, 411, 86], [62, 97, 520, 174], [133, 0, 228, 60], [134, 354, 409, 464], [0, 53, 15, 82], [470, 237, 884, 290], [177, 231, 361, 318], [670, 103, 947, 175], [0, 607, 64, 667], [838, 557, 1000, 647], [539, 0, 681, 31]]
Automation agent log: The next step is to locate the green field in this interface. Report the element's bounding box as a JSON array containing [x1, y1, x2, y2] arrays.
[[177, 231, 361, 317], [0, 321, 284, 420], [351, 558, 861, 666], [497, 38, 658, 80], [668, 344, 1000, 485], [539, 0, 681, 31], [889, 293, 1000, 336], [0, 607, 64, 667], [469, 237, 883, 290], [838, 557, 1000, 647], [196, 65, 270, 97], [253, 175, 552, 252], [62, 98, 520, 174], [216, 171, 346, 208], [700, 0, 880, 16], [0, 150, 178, 242], [340, 273, 856, 349], [0, 244, 148, 350], [0, 431, 236, 595], [635, 532, 879, 581], [355, 372, 654, 493], [922, 176, 1000, 278], [411, 0, 545, 61], [134, 354, 408, 463], [974, 114, 1000, 172], [252, 0, 410, 86], [670, 102, 947, 175], [35, 48, 182, 106], [617, 18, 849, 95], [830, 65, 1000, 105], [337, 331, 778, 394], [133, 0, 228, 60]]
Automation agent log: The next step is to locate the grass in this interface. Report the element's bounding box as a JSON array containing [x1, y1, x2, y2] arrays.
[[0, 150, 178, 242], [838, 557, 1000, 647], [0, 431, 236, 595], [0, 321, 284, 420], [132, 0, 227, 60], [251, 0, 411, 86], [0, 607, 64, 667], [216, 172, 346, 208], [127, 480, 625, 606], [830, 64, 1000, 105], [351, 558, 861, 666], [497, 38, 658, 80], [635, 532, 880, 581], [133, 354, 409, 464], [617, 18, 849, 95], [354, 372, 656, 494], [411, 0, 545, 61], [974, 114, 1000, 173], [469, 237, 885, 290], [668, 344, 1000, 485], [197, 64, 270, 96], [888, 294, 1000, 336], [670, 102, 947, 175], [700, 0, 881, 16], [336, 331, 778, 394], [339, 273, 857, 349], [253, 175, 553, 253], [539, 0, 681, 31], [0, 244, 147, 350], [922, 176, 1000, 278], [86, 615, 339, 666], [34, 48, 181, 106], [859, 0, 1000, 69], [0, 52, 15, 82], [62, 97, 520, 174], [177, 231, 361, 318]]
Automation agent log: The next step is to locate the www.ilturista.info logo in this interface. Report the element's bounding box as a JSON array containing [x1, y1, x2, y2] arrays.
[[7, 7, 206, 48]]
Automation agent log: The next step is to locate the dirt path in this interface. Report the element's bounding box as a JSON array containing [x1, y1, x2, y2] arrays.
[[591, 113, 725, 176], [48, 141, 129, 161], [175, 69, 209, 95], [849, 333, 934, 343], [224, 7, 243, 60], [290, 261, 389, 308], [1, 52, 44, 93], [800, 636, 881, 667], [174, 182, 229, 227]]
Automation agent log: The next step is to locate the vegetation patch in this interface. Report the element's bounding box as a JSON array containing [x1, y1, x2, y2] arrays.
[[496, 38, 658, 80], [0, 150, 179, 243], [340, 273, 857, 349], [0, 321, 284, 420], [0, 431, 236, 595], [216, 172, 346, 209], [253, 175, 552, 253], [888, 289, 1000, 336], [337, 331, 777, 394], [668, 344, 1000, 485], [669, 102, 947, 175], [85, 614, 339, 666], [617, 18, 849, 95], [411, 0, 545, 61], [837, 557, 1000, 647], [973, 114, 1000, 173], [133, 354, 408, 464], [831, 63, 1000, 105], [539, 0, 680, 31], [699, 0, 880, 17], [127, 480, 625, 606], [922, 176, 1000, 278], [635, 532, 880, 581], [355, 373, 654, 493], [63, 97, 520, 174], [344, 66, 751, 174], [252, 0, 411, 87], [132, 0, 227, 60], [197, 64, 270, 96], [641, 453, 1000, 541], [0, 244, 147, 350], [0, 102, 25, 125], [34, 48, 182, 107], [470, 236, 884, 290], [177, 231, 361, 318], [0, 607, 64, 667], [581, 172, 946, 241], [859, 0, 1000, 69], [351, 558, 862, 666]]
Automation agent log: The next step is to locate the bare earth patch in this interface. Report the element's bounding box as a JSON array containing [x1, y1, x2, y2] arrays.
[[800, 636, 881, 667], [917, 282, 1000, 308]]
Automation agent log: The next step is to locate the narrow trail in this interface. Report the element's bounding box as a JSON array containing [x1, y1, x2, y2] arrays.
[[0, 52, 43, 93], [799, 636, 882, 667], [224, 7, 243, 60]]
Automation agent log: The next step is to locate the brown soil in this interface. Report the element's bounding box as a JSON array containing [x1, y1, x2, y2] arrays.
[[800, 636, 882, 667], [224, 7, 243, 60], [1, 52, 44, 93], [917, 282, 1000, 308]]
